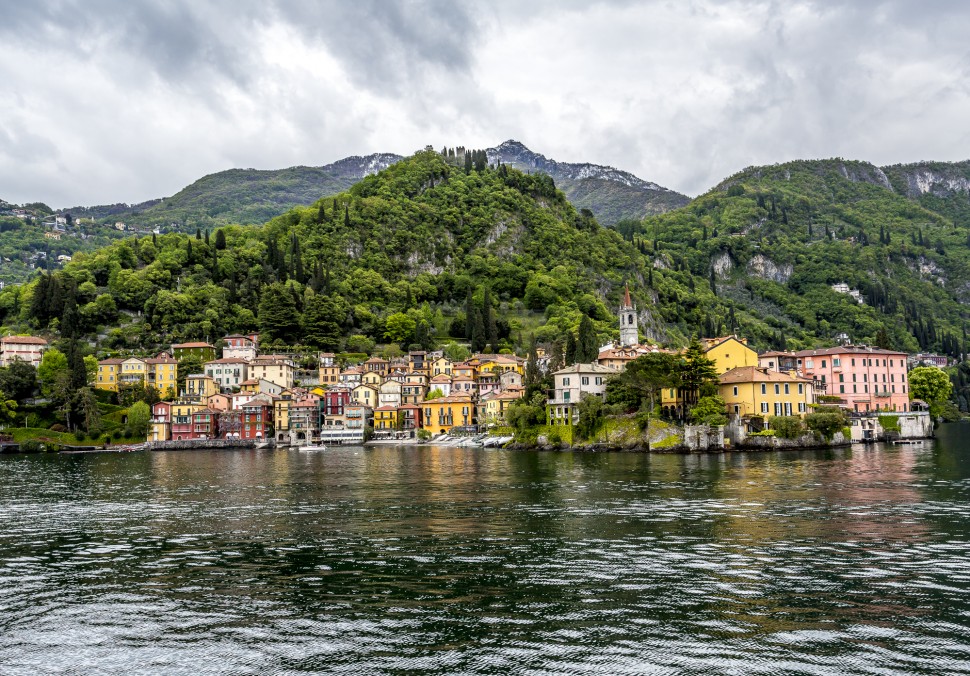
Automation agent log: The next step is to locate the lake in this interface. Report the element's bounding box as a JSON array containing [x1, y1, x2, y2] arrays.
[[2, 425, 970, 674]]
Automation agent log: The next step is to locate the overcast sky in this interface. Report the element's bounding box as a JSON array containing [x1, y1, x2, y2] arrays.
[[2, 0, 969, 207]]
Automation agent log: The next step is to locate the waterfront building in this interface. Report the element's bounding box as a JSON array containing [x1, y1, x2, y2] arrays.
[[421, 394, 476, 435], [150, 402, 171, 442], [793, 346, 909, 413], [171, 402, 206, 440], [374, 406, 399, 431], [699, 336, 759, 374], [398, 404, 421, 431], [289, 396, 321, 443], [719, 366, 815, 422], [96, 358, 125, 392], [240, 394, 274, 440], [344, 404, 373, 434], [546, 363, 619, 427], [481, 390, 524, 426], [0, 335, 48, 367]]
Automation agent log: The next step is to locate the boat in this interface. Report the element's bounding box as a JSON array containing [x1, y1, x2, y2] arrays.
[[299, 444, 328, 451]]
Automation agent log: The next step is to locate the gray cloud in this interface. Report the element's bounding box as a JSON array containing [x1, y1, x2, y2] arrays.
[[1, 0, 970, 206]]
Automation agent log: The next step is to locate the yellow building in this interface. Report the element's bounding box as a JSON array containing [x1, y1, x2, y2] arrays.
[[719, 366, 815, 420], [700, 336, 758, 375], [421, 394, 475, 436], [480, 390, 523, 425], [374, 406, 399, 430], [96, 358, 125, 392], [432, 357, 452, 376], [96, 354, 177, 397], [249, 355, 296, 388], [361, 370, 382, 387], [184, 374, 218, 401], [352, 383, 379, 408], [478, 357, 524, 376]]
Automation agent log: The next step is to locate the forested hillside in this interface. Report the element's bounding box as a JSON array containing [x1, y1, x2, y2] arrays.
[[0, 151, 721, 356], [5, 151, 970, 376], [632, 158, 970, 356]]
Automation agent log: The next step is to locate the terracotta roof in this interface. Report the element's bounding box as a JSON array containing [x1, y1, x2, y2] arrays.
[[144, 356, 177, 364], [375, 405, 397, 411], [552, 363, 619, 375], [719, 366, 813, 384], [1, 335, 48, 345], [430, 374, 452, 382], [98, 358, 125, 365], [428, 394, 474, 403], [791, 346, 907, 357], [758, 351, 795, 358], [205, 357, 249, 364], [172, 342, 215, 349]]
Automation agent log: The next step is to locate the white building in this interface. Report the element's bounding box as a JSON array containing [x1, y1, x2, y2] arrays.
[[0, 335, 48, 367]]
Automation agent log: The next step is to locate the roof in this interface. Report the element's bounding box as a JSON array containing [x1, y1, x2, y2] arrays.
[[790, 345, 908, 357], [430, 374, 452, 382], [1, 335, 48, 345], [427, 394, 474, 403], [205, 357, 249, 364], [98, 358, 125, 365], [719, 366, 813, 384], [375, 405, 397, 411], [701, 336, 750, 351], [552, 363, 619, 376], [758, 351, 795, 358], [172, 342, 215, 349], [364, 356, 389, 363], [144, 356, 177, 364]]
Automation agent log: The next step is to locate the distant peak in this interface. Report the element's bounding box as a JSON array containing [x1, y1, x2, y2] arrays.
[[495, 139, 530, 152]]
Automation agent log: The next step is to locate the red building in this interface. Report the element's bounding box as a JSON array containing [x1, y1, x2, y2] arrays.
[[323, 388, 351, 417], [397, 404, 422, 431], [171, 406, 220, 440], [241, 393, 274, 439]]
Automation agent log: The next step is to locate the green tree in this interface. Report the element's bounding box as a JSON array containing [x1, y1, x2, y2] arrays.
[[258, 282, 301, 344], [689, 395, 728, 426], [37, 348, 70, 401], [0, 359, 37, 401], [909, 366, 954, 417], [804, 406, 848, 440], [127, 401, 151, 437], [302, 293, 344, 350], [0, 390, 17, 425], [384, 312, 417, 345], [443, 341, 470, 362], [676, 338, 719, 411], [606, 352, 679, 422], [76, 387, 101, 434], [214, 229, 227, 250], [575, 393, 604, 440], [577, 315, 598, 362], [564, 331, 577, 366]]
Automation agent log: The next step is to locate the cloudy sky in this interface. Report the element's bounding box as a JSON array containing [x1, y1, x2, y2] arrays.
[[2, 0, 969, 207]]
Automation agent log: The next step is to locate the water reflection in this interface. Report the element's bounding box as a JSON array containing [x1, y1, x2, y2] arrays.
[[1, 428, 969, 674]]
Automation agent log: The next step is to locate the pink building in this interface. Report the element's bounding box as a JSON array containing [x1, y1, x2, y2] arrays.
[[793, 346, 910, 413]]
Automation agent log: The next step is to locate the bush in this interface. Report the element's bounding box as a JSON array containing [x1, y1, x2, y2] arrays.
[[417, 429, 432, 441], [805, 406, 848, 441], [50, 424, 67, 433], [112, 430, 123, 440], [20, 440, 43, 453], [768, 415, 804, 440], [74, 431, 87, 442]]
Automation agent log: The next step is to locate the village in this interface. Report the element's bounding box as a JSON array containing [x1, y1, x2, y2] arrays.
[[29, 286, 927, 451]]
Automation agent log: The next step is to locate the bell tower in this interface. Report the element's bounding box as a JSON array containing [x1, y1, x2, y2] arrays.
[[619, 285, 638, 347]]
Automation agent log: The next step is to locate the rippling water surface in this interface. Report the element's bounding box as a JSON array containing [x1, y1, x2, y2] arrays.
[[3, 426, 970, 674]]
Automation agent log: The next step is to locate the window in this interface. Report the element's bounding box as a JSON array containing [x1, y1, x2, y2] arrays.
[[851, 358, 855, 367], [733, 386, 738, 396], [581, 377, 589, 386], [806, 359, 814, 368], [840, 385, 845, 394], [784, 384, 790, 394], [761, 384, 767, 395], [798, 384, 803, 394], [840, 374, 845, 383], [563, 377, 570, 386], [733, 405, 740, 414], [595, 377, 603, 385], [761, 402, 769, 413], [774, 384, 780, 395], [822, 360, 827, 368], [834, 358, 841, 367]]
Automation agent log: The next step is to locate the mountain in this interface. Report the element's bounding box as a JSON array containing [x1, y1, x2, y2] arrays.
[[60, 142, 685, 232], [67, 153, 403, 230], [486, 140, 690, 224], [5, 151, 681, 355], [634, 157, 970, 357]]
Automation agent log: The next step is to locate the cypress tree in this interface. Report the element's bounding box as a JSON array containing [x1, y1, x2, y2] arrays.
[[215, 229, 227, 250], [564, 331, 578, 366], [483, 287, 498, 348], [577, 315, 597, 362], [204, 229, 210, 245], [470, 307, 486, 353], [195, 228, 202, 240], [464, 288, 475, 340]]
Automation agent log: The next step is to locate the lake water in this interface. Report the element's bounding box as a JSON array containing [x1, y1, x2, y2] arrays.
[[2, 426, 970, 674]]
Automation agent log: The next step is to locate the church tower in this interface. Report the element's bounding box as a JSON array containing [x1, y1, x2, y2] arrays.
[[619, 285, 638, 347]]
